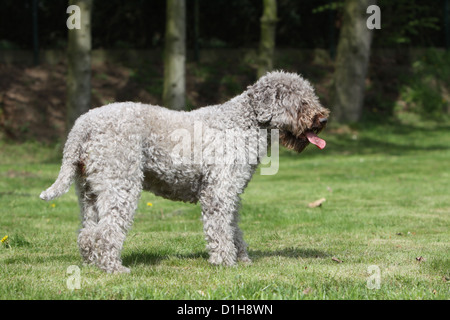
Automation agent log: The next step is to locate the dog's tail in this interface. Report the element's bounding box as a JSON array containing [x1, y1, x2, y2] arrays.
[[40, 131, 81, 202]]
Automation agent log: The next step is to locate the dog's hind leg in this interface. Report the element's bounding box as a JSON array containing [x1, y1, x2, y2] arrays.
[[80, 141, 144, 273], [75, 177, 99, 266], [89, 179, 142, 273]]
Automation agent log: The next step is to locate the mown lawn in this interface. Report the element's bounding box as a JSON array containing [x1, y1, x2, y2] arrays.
[[0, 121, 449, 300]]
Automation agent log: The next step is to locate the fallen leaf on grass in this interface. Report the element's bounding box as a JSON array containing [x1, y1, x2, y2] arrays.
[[332, 257, 343, 263], [302, 287, 312, 295], [416, 256, 426, 262], [197, 290, 206, 297], [308, 198, 326, 208]]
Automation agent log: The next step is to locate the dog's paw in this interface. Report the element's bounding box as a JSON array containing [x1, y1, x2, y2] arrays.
[[238, 256, 252, 265], [39, 190, 51, 201], [208, 254, 237, 267]]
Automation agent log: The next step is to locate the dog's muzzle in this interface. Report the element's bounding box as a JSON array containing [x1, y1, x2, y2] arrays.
[[319, 117, 328, 125]]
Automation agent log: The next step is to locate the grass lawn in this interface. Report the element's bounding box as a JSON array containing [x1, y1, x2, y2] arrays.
[[0, 120, 449, 300]]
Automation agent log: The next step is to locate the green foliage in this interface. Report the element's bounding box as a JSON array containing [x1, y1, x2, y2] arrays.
[[129, 63, 163, 97], [220, 75, 242, 96], [312, 1, 344, 14], [375, 0, 442, 47], [312, 0, 445, 48], [395, 50, 450, 119], [0, 40, 20, 50]]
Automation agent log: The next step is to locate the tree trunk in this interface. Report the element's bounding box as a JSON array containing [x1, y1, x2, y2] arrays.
[[66, 0, 92, 134], [257, 0, 277, 78], [163, 0, 186, 110], [332, 0, 376, 123]]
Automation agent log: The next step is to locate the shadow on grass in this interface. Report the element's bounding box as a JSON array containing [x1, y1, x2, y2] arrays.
[[249, 247, 330, 261], [123, 250, 208, 267], [3, 247, 329, 269], [123, 247, 329, 267], [3, 254, 78, 265]]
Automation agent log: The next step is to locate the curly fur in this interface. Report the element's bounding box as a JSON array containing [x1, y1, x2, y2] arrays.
[[40, 71, 329, 273]]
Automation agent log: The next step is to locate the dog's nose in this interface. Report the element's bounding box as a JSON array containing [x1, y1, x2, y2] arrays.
[[319, 117, 328, 124]]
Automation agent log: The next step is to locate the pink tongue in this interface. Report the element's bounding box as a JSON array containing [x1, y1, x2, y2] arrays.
[[306, 131, 326, 150]]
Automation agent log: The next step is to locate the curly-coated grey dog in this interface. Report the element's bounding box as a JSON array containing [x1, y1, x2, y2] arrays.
[[40, 71, 329, 273]]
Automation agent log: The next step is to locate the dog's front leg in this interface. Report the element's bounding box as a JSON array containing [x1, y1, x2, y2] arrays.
[[200, 188, 239, 266], [231, 211, 251, 264]]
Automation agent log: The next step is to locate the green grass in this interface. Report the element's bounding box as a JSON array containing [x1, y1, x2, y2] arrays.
[[0, 121, 449, 300]]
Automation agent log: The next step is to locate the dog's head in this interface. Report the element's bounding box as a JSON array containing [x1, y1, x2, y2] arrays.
[[247, 71, 330, 153]]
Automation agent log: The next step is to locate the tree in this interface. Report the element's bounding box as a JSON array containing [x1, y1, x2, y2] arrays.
[[332, 0, 376, 123], [257, 0, 277, 78], [66, 0, 92, 134], [163, 0, 186, 110]]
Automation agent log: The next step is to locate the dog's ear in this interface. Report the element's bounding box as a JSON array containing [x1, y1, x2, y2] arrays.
[[247, 83, 278, 124]]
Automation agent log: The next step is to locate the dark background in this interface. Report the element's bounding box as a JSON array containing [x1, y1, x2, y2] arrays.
[[1, 0, 447, 51]]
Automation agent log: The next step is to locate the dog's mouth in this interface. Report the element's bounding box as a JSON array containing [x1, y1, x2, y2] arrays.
[[301, 129, 326, 150], [280, 116, 328, 153]]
